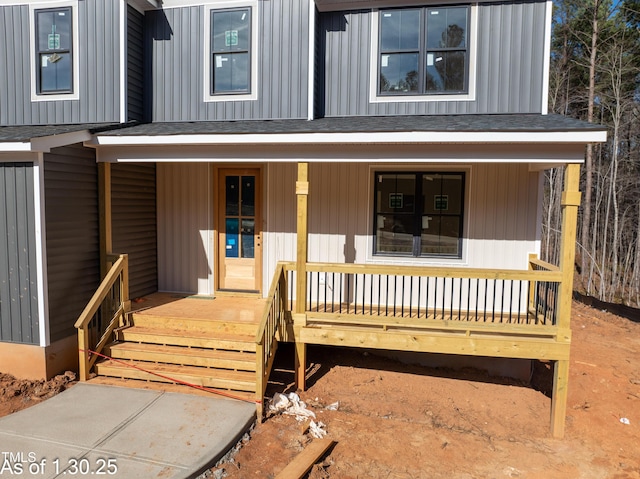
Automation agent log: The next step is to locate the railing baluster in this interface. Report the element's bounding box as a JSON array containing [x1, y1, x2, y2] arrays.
[[450, 277, 454, 321]]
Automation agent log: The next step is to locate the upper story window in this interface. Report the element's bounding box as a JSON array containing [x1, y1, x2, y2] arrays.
[[36, 7, 73, 94], [204, 1, 259, 102], [30, 1, 79, 101], [379, 7, 469, 95], [370, 5, 476, 103], [374, 172, 465, 258], [211, 8, 251, 94]]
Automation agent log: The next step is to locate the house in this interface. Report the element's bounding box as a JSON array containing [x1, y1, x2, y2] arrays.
[[0, 0, 606, 437]]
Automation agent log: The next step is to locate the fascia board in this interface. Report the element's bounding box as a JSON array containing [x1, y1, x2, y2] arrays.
[[30, 130, 93, 152], [0, 142, 33, 152], [91, 130, 608, 147]]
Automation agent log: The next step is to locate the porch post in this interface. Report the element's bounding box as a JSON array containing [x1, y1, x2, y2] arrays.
[[98, 162, 112, 279], [295, 162, 309, 390], [551, 162, 581, 438]]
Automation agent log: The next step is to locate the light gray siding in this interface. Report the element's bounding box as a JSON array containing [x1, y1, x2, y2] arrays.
[[320, 1, 547, 116], [0, 163, 39, 345], [263, 162, 540, 293], [157, 163, 213, 294], [127, 5, 145, 122], [147, 0, 309, 121], [44, 145, 100, 343], [0, 0, 121, 126], [112, 163, 157, 299]]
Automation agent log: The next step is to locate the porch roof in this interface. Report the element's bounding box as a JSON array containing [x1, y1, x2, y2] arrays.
[[91, 114, 607, 146], [0, 123, 122, 152]]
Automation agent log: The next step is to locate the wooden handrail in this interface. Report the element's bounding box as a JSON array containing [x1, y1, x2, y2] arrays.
[[529, 257, 560, 272], [304, 262, 562, 282], [255, 262, 290, 418], [75, 254, 129, 381], [74, 254, 127, 329], [255, 262, 286, 344]]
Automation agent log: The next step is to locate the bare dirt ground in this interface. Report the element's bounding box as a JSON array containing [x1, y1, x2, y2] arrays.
[[0, 371, 76, 418], [213, 302, 640, 479], [1, 301, 639, 479]]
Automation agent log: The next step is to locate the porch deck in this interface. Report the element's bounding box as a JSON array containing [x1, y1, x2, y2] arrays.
[[129, 292, 267, 325]]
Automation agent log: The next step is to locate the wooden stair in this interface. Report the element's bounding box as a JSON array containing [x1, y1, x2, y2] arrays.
[[94, 310, 259, 396]]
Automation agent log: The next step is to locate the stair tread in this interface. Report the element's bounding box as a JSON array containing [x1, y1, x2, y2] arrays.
[[132, 312, 260, 325], [122, 325, 255, 342], [97, 359, 256, 382], [107, 342, 256, 361]]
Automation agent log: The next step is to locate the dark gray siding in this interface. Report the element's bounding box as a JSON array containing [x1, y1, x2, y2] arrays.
[[112, 163, 157, 299], [0, 0, 121, 126], [320, 0, 547, 116], [44, 145, 100, 343], [0, 163, 39, 345], [147, 0, 309, 121], [127, 5, 145, 122]]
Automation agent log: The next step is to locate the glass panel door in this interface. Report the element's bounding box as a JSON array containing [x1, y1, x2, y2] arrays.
[[218, 169, 261, 291]]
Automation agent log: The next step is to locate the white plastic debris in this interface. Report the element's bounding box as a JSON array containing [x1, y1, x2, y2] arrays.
[[325, 401, 340, 411], [269, 392, 316, 421], [620, 417, 631, 425], [309, 420, 327, 439]]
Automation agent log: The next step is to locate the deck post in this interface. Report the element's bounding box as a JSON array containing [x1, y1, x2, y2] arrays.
[[295, 162, 309, 390], [551, 162, 581, 438], [99, 162, 113, 279]]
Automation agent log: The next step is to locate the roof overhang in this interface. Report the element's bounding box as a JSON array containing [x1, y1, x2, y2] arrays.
[[90, 129, 607, 147], [0, 142, 32, 152], [30, 130, 93, 152]]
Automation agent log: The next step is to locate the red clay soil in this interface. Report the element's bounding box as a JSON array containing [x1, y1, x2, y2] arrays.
[[0, 371, 76, 418], [1, 302, 638, 479], [213, 302, 640, 479]]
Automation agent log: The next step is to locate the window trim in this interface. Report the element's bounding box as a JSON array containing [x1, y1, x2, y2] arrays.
[[367, 166, 470, 265], [29, 1, 79, 102], [369, 5, 477, 104], [203, 0, 259, 103]]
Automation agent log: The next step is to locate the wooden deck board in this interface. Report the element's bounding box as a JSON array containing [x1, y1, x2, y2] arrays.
[[130, 292, 267, 324]]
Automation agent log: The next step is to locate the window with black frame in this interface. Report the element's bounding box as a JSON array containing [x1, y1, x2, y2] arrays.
[[374, 172, 465, 258], [378, 6, 469, 95], [35, 7, 73, 94], [211, 8, 251, 95]]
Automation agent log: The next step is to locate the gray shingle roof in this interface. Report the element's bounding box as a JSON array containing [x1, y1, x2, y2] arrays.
[[1, 115, 605, 143], [95, 114, 605, 137], [0, 123, 122, 142]]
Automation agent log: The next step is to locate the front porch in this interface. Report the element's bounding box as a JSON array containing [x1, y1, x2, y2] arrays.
[[75, 159, 581, 438]]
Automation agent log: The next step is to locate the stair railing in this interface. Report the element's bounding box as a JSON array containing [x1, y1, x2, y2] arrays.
[[75, 254, 130, 381], [255, 261, 291, 417]]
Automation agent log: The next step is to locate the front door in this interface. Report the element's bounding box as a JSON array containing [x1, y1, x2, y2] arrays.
[[217, 168, 262, 292]]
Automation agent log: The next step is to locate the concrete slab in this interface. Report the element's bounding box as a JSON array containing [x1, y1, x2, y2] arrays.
[[0, 383, 161, 446], [0, 383, 256, 479]]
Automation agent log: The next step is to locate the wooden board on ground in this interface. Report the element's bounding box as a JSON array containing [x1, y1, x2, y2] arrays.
[[275, 438, 335, 479]]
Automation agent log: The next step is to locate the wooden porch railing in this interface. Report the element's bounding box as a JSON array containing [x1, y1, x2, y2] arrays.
[[74, 254, 130, 381], [300, 259, 562, 327], [255, 262, 291, 417]]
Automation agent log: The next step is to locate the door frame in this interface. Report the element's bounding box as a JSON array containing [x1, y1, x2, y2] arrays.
[[214, 166, 263, 294]]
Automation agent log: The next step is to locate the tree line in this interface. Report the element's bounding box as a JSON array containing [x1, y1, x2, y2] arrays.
[[545, 0, 640, 305]]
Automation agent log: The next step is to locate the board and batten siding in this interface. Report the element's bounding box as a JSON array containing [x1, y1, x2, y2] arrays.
[[44, 145, 100, 343], [0, 0, 121, 126], [127, 4, 145, 122], [112, 163, 157, 299], [157, 163, 213, 294], [319, 0, 547, 116], [146, 0, 309, 121], [263, 162, 541, 293], [0, 162, 39, 345]]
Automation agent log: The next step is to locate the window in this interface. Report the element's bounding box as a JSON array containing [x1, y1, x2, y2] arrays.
[[210, 8, 252, 95], [35, 7, 73, 94], [374, 172, 465, 258], [378, 6, 469, 96]]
